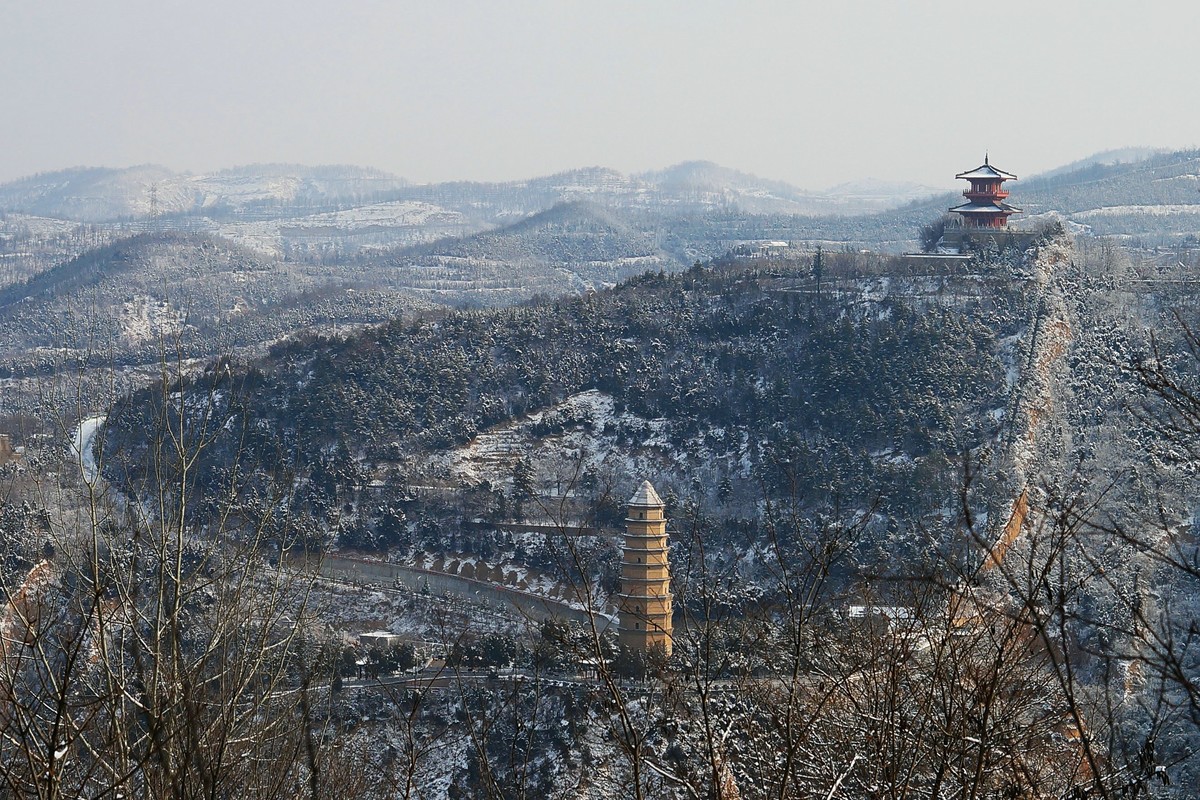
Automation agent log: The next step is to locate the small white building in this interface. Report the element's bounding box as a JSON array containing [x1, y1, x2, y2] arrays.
[[358, 630, 406, 649]]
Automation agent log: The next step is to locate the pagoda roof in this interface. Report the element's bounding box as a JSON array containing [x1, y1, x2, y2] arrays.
[[949, 200, 1022, 214], [628, 480, 664, 508], [956, 160, 1017, 181]]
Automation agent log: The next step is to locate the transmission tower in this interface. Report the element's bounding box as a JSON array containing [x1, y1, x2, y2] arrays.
[[148, 184, 159, 231]]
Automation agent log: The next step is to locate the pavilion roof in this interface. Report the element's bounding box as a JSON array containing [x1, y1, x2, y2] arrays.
[[949, 200, 1022, 214], [956, 160, 1017, 181]]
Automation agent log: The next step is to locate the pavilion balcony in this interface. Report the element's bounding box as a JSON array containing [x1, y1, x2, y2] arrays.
[[963, 189, 1009, 201]]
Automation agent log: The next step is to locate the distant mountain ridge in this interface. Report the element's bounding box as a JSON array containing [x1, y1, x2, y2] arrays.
[[0, 160, 938, 224], [1033, 147, 1165, 180], [0, 164, 409, 221], [3, 148, 1200, 307], [4, 149, 1198, 233], [0, 161, 946, 270], [376, 200, 673, 298]]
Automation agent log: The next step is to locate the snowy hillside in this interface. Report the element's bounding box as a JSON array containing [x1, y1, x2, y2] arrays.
[[213, 199, 481, 257], [0, 233, 436, 379], [0, 164, 409, 221]]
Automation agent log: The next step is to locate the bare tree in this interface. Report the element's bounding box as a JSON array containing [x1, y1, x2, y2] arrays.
[[0, 343, 378, 799]]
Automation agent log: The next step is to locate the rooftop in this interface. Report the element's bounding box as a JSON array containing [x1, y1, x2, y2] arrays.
[[628, 480, 664, 508], [956, 155, 1017, 181], [949, 200, 1022, 214]]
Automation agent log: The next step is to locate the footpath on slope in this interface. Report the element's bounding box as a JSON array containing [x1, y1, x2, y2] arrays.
[[294, 551, 618, 633]]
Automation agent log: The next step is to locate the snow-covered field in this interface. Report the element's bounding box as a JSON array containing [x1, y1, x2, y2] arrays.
[[1071, 203, 1200, 218], [212, 200, 477, 256], [119, 294, 185, 345], [436, 390, 604, 484], [434, 389, 681, 492]]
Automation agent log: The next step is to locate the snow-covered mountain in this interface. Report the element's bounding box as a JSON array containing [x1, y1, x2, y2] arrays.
[[0, 164, 409, 221], [5, 150, 1200, 281], [640, 161, 939, 215], [0, 161, 947, 263], [0, 161, 935, 225], [820, 177, 944, 208], [1032, 147, 1165, 181]]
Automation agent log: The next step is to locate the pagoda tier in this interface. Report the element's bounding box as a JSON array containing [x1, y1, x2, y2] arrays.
[[950, 156, 1021, 229], [617, 481, 674, 656]]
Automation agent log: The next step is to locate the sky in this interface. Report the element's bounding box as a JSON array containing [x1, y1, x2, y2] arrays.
[[2, 1, 1197, 192]]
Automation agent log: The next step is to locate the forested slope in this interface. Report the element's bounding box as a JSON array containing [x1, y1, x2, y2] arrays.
[[102, 248, 1037, 562]]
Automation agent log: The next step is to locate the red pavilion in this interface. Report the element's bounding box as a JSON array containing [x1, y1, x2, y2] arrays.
[[950, 156, 1021, 229]]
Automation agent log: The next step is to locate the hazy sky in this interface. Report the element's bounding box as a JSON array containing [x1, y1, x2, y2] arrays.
[[2, 1, 1197, 191]]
